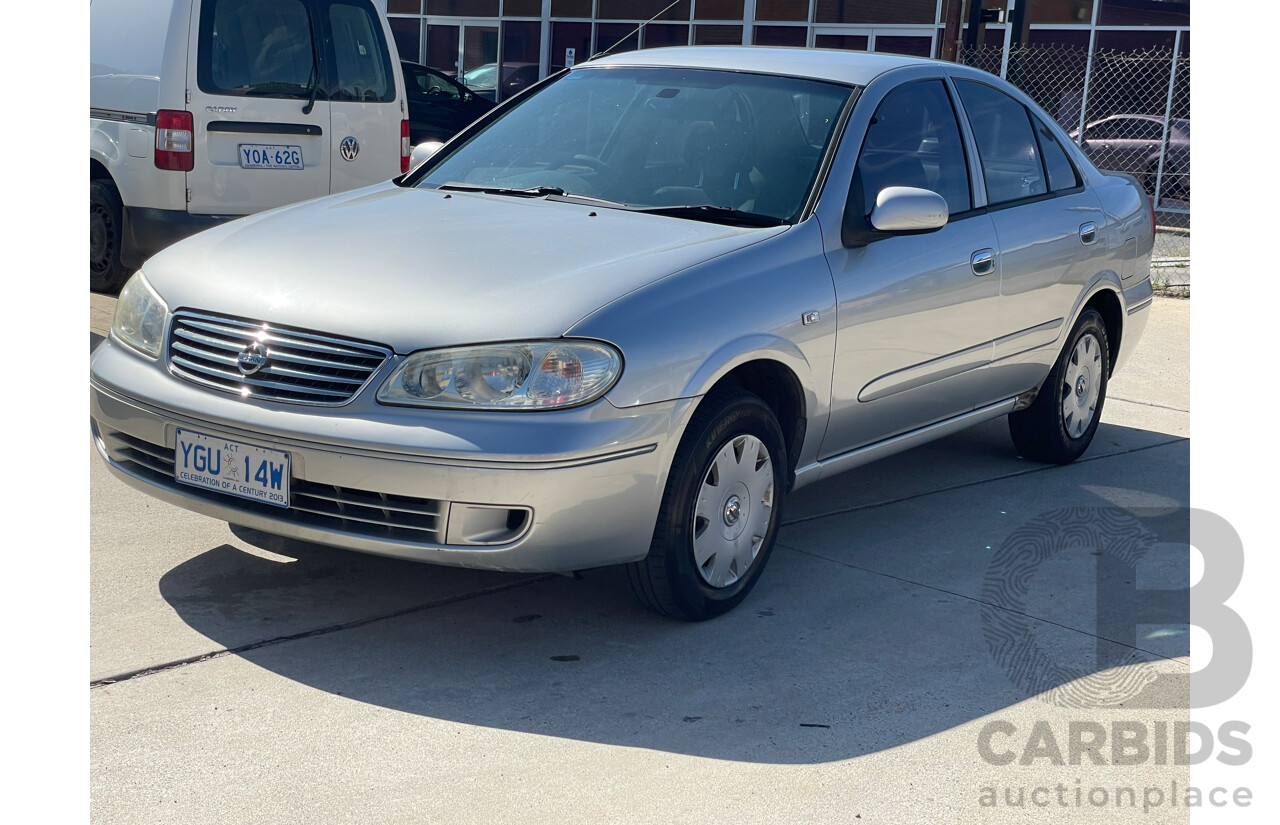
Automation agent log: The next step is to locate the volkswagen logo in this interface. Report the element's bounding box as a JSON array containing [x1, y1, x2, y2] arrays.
[[237, 342, 269, 376], [339, 136, 360, 162]]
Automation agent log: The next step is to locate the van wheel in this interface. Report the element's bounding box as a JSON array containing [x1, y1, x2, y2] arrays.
[[627, 388, 786, 621], [91, 180, 130, 293], [1008, 308, 1110, 465]]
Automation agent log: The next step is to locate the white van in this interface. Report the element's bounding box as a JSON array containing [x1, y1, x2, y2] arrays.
[[90, 0, 409, 291]]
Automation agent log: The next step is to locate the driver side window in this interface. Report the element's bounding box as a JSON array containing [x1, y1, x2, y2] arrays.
[[851, 80, 972, 219]]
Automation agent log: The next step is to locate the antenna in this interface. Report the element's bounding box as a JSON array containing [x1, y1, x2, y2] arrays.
[[592, 0, 685, 60]]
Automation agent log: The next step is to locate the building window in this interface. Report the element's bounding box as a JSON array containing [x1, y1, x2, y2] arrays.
[[694, 24, 744, 44], [754, 25, 807, 46], [815, 33, 868, 51], [598, 0, 691, 21], [755, 0, 809, 22], [426, 0, 499, 16], [696, 0, 745, 19], [815, 0, 935, 24], [1098, 0, 1188, 27], [389, 16, 422, 63], [551, 0, 592, 16]]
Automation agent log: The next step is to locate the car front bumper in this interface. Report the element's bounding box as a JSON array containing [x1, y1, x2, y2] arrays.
[[90, 338, 694, 572]]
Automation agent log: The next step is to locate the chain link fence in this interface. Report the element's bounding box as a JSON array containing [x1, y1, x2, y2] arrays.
[[957, 44, 1190, 223]]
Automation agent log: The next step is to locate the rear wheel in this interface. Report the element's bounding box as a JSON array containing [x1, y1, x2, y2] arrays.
[[91, 179, 130, 293], [1008, 308, 1110, 465], [628, 388, 786, 621]]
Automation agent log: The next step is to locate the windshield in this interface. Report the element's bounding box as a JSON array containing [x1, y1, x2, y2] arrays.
[[418, 66, 855, 224]]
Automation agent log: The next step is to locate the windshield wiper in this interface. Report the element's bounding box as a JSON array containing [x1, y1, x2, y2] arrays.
[[435, 183, 626, 207], [630, 205, 787, 227]]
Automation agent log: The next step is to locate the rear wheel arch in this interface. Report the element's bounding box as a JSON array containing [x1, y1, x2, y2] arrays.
[[1084, 288, 1122, 376]]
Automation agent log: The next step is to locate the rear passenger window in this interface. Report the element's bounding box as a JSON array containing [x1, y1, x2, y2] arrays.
[[954, 80, 1046, 205], [853, 80, 972, 218], [1035, 119, 1080, 192], [326, 1, 394, 102], [200, 0, 316, 97]]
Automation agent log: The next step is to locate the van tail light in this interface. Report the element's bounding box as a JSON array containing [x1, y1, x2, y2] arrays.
[[155, 110, 194, 171], [401, 119, 411, 173]]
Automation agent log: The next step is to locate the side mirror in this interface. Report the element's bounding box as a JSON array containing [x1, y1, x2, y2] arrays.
[[868, 186, 949, 233], [410, 141, 445, 169]]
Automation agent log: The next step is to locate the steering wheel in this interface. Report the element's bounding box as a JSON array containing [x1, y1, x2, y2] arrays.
[[549, 153, 619, 178]]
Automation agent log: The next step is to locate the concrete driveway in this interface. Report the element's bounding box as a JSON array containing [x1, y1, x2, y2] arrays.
[[90, 295, 1191, 823]]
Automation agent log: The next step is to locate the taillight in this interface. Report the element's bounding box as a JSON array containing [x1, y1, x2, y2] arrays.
[[155, 110, 194, 171], [401, 119, 411, 174], [1149, 191, 1157, 237]]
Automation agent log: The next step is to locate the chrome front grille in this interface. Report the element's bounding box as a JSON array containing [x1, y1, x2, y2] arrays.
[[168, 311, 391, 405], [101, 429, 444, 544]]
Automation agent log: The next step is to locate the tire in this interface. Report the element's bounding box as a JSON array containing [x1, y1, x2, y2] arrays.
[[1008, 308, 1110, 465], [628, 388, 787, 621], [91, 179, 130, 293]]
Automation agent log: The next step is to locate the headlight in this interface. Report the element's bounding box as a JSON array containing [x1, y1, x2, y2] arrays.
[[378, 340, 622, 410], [111, 273, 169, 359]]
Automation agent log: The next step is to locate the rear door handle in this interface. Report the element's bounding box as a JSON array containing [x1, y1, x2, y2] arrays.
[[1079, 222, 1098, 245], [971, 248, 995, 276]]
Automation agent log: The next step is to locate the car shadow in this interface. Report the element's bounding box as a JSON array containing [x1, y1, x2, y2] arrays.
[[156, 422, 1189, 764]]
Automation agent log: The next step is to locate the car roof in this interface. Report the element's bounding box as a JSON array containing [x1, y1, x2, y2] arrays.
[[582, 46, 933, 86]]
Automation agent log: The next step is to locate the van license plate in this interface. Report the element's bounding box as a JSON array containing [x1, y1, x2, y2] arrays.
[[175, 429, 290, 508], [239, 144, 303, 170]]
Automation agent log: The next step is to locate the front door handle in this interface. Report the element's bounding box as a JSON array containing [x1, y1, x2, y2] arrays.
[[971, 248, 995, 276], [1079, 222, 1098, 245]]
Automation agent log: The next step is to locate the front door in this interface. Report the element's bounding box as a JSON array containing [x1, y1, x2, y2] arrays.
[[821, 78, 1003, 456]]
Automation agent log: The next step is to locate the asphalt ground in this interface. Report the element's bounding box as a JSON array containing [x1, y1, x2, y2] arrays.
[[89, 294, 1191, 824]]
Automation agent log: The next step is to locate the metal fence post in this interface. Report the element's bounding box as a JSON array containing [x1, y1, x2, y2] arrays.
[[1152, 31, 1182, 210], [1075, 30, 1098, 144]]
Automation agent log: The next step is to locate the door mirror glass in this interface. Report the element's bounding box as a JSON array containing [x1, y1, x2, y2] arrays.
[[868, 186, 949, 232]]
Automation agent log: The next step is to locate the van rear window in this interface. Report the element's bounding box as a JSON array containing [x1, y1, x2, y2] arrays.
[[198, 0, 394, 102], [199, 0, 316, 97]]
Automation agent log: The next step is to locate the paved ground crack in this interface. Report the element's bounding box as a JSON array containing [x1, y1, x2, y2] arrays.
[[90, 575, 557, 689]]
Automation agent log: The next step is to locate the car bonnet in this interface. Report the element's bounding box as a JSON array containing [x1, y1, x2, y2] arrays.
[[140, 184, 787, 354]]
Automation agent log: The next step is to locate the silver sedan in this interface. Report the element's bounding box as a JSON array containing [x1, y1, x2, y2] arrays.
[[91, 47, 1154, 620]]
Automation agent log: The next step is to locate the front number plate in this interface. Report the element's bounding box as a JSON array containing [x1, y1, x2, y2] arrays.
[[239, 143, 303, 170], [175, 429, 290, 508]]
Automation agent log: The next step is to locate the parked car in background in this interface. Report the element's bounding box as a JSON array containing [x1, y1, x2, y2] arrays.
[[401, 61, 494, 144], [90, 0, 410, 292], [460, 62, 552, 102], [1072, 114, 1190, 201], [91, 48, 1154, 621]]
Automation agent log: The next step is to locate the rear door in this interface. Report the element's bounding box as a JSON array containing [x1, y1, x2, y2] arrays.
[[952, 79, 1110, 400], [320, 0, 404, 193], [188, 0, 331, 215]]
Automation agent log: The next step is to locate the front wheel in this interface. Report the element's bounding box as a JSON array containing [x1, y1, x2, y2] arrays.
[[1008, 308, 1110, 464], [627, 388, 786, 621]]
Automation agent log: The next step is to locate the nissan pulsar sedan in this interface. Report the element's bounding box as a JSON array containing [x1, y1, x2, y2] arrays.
[[91, 47, 1154, 621]]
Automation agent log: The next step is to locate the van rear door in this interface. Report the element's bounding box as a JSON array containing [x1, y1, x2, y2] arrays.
[[187, 0, 331, 215], [320, 0, 404, 193]]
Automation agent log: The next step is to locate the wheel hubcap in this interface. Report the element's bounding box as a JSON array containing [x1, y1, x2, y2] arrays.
[[723, 495, 742, 526], [1061, 332, 1103, 439], [692, 434, 775, 589]]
